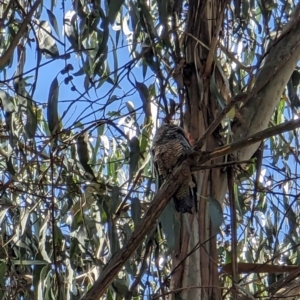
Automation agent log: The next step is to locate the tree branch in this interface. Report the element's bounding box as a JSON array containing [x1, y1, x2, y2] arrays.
[[198, 118, 300, 164]]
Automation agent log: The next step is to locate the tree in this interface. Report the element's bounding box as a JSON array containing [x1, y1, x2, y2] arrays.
[[0, 0, 300, 300]]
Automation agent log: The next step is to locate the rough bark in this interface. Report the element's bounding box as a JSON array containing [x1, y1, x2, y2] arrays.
[[176, 2, 300, 300]]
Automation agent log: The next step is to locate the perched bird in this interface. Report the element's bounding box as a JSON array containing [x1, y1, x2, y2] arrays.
[[152, 123, 197, 213]]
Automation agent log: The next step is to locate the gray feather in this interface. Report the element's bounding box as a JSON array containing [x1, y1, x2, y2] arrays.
[[152, 124, 197, 213]]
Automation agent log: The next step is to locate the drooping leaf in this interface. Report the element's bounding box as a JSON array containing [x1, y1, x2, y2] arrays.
[[135, 81, 151, 124], [0, 90, 17, 147], [47, 77, 60, 134], [129, 136, 140, 181], [131, 197, 141, 228], [25, 99, 38, 139], [71, 210, 83, 232], [38, 218, 51, 263], [6, 156, 16, 175], [112, 277, 129, 297], [159, 202, 177, 251], [111, 185, 120, 213], [46, 9, 60, 38], [108, 0, 125, 24], [108, 220, 120, 256], [37, 265, 50, 299], [210, 69, 226, 110], [0, 90, 14, 113], [0, 261, 6, 300], [35, 20, 59, 58], [77, 132, 95, 181], [138, 0, 157, 38], [208, 196, 223, 230], [64, 10, 82, 51]]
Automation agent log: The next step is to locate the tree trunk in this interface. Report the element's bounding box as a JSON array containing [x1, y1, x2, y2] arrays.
[[171, 2, 300, 299]]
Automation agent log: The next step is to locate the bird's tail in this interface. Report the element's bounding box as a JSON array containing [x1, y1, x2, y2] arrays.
[[172, 174, 198, 213], [173, 196, 194, 214]]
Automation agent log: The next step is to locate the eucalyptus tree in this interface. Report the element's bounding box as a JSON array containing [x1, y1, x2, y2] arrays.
[[0, 1, 300, 300]]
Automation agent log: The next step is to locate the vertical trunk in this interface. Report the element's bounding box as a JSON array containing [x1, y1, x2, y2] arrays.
[[171, 2, 300, 299], [171, 1, 227, 299]]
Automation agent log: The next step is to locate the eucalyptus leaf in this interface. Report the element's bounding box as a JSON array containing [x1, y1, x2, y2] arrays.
[[131, 197, 141, 228], [46, 9, 60, 38], [129, 136, 140, 181], [25, 99, 38, 139], [38, 219, 51, 263], [35, 20, 59, 58], [208, 196, 223, 230], [108, 0, 125, 24], [47, 77, 60, 134], [159, 201, 176, 251], [111, 185, 120, 213], [135, 81, 151, 123], [64, 10, 82, 51], [108, 220, 120, 256], [0, 90, 14, 113], [77, 132, 95, 181]]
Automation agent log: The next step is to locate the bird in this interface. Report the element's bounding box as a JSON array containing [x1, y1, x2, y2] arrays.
[[151, 123, 197, 213]]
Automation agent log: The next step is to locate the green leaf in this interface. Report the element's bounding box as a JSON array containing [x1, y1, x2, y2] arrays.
[[108, 0, 125, 24], [111, 185, 120, 213], [208, 196, 223, 230], [0, 261, 6, 299], [131, 197, 141, 228], [38, 265, 51, 299], [135, 81, 151, 124], [108, 220, 120, 255], [77, 132, 95, 181], [47, 77, 60, 134], [0, 209, 9, 226], [0, 90, 14, 113], [159, 202, 177, 251], [20, 208, 30, 236], [129, 136, 140, 181], [6, 157, 16, 175], [112, 278, 129, 297], [46, 9, 60, 38], [25, 99, 38, 139], [38, 218, 51, 263], [35, 21, 59, 58], [210, 69, 226, 110], [71, 210, 83, 231], [138, 1, 157, 37]]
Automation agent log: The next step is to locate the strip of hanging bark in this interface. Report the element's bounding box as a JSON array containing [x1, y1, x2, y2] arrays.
[[227, 167, 238, 299]]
